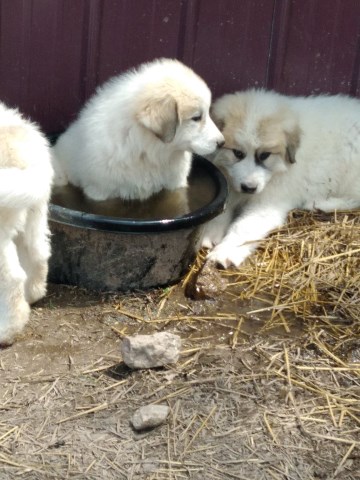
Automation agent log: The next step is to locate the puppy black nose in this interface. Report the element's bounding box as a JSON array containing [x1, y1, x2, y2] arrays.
[[217, 140, 225, 149], [241, 184, 257, 194]]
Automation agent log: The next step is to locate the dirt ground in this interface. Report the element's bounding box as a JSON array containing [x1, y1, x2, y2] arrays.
[[1, 211, 360, 480]]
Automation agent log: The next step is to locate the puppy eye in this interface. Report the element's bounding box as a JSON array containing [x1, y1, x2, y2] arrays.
[[233, 149, 246, 161], [191, 114, 202, 122], [258, 152, 271, 161]]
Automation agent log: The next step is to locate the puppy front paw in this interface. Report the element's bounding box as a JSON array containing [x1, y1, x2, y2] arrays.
[[207, 242, 252, 269]]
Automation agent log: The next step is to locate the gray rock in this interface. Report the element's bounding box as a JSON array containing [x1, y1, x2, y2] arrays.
[[131, 404, 170, 431], [121, 332, 181, 369]]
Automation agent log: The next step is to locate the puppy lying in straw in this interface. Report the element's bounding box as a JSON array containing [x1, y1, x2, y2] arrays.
[[202, 89, 360, 268], [52, 58, 224, 201], [0, 103, 53, 344]]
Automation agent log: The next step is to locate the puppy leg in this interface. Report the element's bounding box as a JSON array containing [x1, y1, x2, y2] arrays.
[[201, 191, 239, 248], [0, 239, 30, 344], [51, 150, 69, 187], [207, 203, 288, 268], [16, 202, 51, 304], [201, 207, 233, 248], [309, 197, 360, 212]]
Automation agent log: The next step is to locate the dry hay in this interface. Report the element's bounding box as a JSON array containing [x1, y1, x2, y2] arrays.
[[226, 209, 360, 326], [0, 209, 360, 479]]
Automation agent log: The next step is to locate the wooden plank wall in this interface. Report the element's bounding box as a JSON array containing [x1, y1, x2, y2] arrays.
[[0, 0, 359, 133]]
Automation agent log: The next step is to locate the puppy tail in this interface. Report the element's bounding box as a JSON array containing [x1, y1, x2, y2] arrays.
[[0, 166, 52, 208]]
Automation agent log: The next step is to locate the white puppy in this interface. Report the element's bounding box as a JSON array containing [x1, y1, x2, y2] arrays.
[[202, 89, 360, 267], [0, 103, 53, 344], [52, 58, 224, 201]]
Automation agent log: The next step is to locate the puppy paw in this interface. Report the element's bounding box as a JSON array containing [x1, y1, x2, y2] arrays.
[[0, 303, 30, 345], [26, 282, 47, 305], [207, 243, 252, 269]]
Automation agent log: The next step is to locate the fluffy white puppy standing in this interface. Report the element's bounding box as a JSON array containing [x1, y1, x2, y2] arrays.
[[0, 103, 53, 344], [202, 89, 360, 267], [52, 58, 224, 201]]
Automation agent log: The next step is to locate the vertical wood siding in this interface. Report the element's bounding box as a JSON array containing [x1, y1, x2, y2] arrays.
[[0, 0, 359, 133]]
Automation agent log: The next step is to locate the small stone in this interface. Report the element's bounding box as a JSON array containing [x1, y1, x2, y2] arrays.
[[121, 332, 181, 369], [131, 404, 170, 431]]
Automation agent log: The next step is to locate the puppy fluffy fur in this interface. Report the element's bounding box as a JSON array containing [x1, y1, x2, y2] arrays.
[[202, 89, 360, 268], [52, 58, 224, 201], [0, 103, 53, 344]]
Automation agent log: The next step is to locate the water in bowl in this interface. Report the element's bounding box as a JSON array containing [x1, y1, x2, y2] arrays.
[[51, 161, 217, 220]]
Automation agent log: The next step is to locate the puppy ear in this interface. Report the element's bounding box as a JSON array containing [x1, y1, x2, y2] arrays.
[[285, 125, 301, 164], [210, 108, 225, 131], [137, 95, 178, 143]]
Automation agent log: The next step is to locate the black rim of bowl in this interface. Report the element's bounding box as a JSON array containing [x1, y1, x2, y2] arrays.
[[49, 155, 228, 233]]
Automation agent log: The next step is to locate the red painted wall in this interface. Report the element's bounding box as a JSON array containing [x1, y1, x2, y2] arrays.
[[0, 0, 359, 133]]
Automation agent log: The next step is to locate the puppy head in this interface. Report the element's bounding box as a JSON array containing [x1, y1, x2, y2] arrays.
[[135, 59, 224, 153], [211, 90, 301, 194], [173, 93, 224, 156]]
